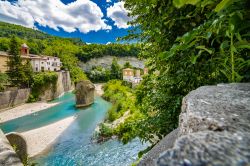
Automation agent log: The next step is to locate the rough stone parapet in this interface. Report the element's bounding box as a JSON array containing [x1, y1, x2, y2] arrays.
[[138, 83, 250, 166], [157, 83, 250, 166]]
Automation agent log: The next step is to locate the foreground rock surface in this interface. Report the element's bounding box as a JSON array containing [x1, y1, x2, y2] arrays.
[[0, 130, 23, 166], [139, 83, 250, 166], [75, 80, 95, 107]]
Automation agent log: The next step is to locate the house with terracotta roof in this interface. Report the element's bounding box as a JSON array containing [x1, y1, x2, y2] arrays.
[[0, 43, 62, 73]]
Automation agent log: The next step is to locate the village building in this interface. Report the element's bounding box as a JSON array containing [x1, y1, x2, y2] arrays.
[[0, 43, 61, 73], [122, 67, 148, 84]]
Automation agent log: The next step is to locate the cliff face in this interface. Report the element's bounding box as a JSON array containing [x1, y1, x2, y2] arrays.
[[139, 83, 250, 166], [0, 88, 30, 110], [80, 56, 145, 72], [39, 71, 73, 101]]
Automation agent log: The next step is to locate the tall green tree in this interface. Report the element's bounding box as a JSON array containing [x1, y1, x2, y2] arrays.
[[7, 36, 33, 88], [111, 58, 121, 79], [123, 61, 132, 69], [113, 0, 250, 143]]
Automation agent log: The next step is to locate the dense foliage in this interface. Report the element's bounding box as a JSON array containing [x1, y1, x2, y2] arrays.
[[76, 43, 140, 62], [102, 80, 135, 122], [0, 22, 139, 83], [112, 0, 250, 144], [6, 37, 33, 88], [0, 72, 8, 92], [0, 21, 84, 44], [28, 72, 58, 102], [87, 59, 134, 83], [0, 35, 87, 83]]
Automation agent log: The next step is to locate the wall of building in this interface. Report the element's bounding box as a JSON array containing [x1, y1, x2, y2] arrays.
[[0, 55, 9, 72]]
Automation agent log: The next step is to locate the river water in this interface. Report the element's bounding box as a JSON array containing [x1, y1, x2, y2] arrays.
[[0, 93, 148, 166]]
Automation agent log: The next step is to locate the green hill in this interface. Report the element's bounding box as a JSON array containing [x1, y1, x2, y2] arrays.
[[0, 21, 84, 45]]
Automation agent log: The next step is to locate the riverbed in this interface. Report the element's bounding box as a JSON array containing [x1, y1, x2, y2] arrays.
[[0, 92, 148, 166]]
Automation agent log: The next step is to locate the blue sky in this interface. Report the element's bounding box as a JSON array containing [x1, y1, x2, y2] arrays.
[[0, 0, 133, 44]]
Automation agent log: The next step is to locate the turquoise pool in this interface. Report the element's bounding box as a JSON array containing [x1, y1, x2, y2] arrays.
[[0, 92, 148, 166]]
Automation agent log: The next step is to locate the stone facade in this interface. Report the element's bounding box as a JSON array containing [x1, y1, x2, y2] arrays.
[[75, 80, 95, 108]]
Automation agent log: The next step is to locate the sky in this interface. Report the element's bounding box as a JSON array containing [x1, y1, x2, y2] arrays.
[[0, 0, 134, 44]]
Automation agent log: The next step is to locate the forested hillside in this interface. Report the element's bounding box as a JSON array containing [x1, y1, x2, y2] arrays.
[[0, 22, 140, 83], [0, 21, 84, 44]]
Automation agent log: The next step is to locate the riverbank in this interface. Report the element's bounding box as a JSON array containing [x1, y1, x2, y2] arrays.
[[0, 102, 59, 123], [94, 83, 104, 96], [21, 116, 76, 158]]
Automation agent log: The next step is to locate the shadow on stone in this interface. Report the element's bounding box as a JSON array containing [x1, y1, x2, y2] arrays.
[[6, 132, 27, 165]]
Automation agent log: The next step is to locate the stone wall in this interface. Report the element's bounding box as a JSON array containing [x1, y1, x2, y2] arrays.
[[0, 129, 23, 166], [39, 70, 73, 101], [139, 83, 250, 166], [0, 88, 30, 110]]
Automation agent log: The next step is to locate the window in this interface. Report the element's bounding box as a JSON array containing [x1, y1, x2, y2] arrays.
[[48, 68, 50, 71], [41, 67, 44, 72], [36, 67, 38, 71]]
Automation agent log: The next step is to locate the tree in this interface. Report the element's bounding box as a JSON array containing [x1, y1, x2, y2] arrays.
[[112, 0, 250, 143], [110, 58, 121, 79], [123, 61, 132, 69], [7, 36, 33, 88]]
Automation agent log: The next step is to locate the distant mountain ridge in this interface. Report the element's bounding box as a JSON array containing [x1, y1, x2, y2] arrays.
[[0, 22, 85, 45]]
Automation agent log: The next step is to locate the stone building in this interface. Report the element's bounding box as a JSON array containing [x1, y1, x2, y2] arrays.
[[122, 67, 148, 84], [123, 68, 134, 82], [0, 43, 61, 73]]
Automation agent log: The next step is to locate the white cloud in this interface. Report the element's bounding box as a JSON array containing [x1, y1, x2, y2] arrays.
[[106, 0, 111, 3], [107, 1, 133, 29], [0, 0, 112, 33]]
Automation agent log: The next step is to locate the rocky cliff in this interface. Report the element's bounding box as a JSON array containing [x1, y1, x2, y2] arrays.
[[39, 71, 74, 101], [0, 88, 30, 110], [80, 56, 145, 72], [139, 83, 250, 166]]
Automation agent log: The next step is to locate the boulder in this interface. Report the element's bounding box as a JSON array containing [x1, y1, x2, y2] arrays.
[[75, 80, 95, 108], [157, 83, 250, 166], [6, 133, 27, 164], [0, 130, 23, 166]]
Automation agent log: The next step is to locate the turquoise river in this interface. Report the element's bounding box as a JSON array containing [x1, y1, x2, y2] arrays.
[[0, 92, 148, 166]]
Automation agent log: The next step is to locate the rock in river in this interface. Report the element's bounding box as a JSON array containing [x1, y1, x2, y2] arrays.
[[75, 80, 95, 108]]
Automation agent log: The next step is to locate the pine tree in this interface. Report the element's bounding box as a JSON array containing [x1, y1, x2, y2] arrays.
[[111, 58, 121, 79], [6, 36, 33, 88]]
